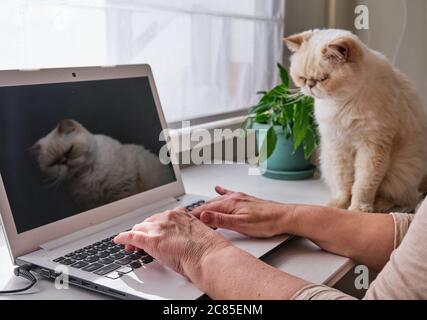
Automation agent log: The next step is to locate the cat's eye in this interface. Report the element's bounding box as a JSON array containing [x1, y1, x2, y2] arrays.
[[299, 76, 307, 83], [48, 146, 73, 167], [64, 146, 74, 159], [319, 75, 329, 82]]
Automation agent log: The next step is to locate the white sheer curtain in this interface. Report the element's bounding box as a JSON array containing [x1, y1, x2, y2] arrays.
[[0, 0, 284, 123]]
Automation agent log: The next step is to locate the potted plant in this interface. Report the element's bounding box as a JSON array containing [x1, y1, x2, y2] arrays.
[[242, 63, 318, 180]]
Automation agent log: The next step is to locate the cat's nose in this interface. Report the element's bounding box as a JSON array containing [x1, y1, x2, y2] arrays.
[[307, 79, 316, 88]]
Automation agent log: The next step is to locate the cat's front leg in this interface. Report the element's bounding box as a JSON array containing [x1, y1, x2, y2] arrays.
[[321, 141, 354, 209], [349, 144, 391, 213]]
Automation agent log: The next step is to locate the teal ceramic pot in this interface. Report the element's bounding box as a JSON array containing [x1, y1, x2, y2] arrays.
[[252, 123, 315, 180]]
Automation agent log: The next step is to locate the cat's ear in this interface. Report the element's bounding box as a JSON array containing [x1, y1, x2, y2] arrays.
[[58, 119, 79, 135], [323, 36, 362, 63], [285, 30, 313, 52], [29, 143, 41, 157]]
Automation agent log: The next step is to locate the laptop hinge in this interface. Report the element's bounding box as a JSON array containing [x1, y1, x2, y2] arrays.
[[39, 197, 178, 251]]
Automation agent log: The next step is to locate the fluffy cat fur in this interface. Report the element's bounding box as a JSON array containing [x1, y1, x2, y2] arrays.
[[31, 119, 174, 209], [285, 29, 427, 213]]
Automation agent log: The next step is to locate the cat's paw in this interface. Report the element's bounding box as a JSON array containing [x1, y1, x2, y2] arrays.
[[326, 197, 350, 209], [348, 202, 374, 213]]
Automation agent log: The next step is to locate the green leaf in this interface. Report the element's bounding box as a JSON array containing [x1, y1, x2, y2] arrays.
[[259, 84, 288, 104], [277, 63, 289, 88], [248, 102, 272, 114], [283, 104, 295, 139], [258, 126, 277, 164], [303, 127, 316, 159], [255, 113, 269, 123], [294, 102, 311, 150]]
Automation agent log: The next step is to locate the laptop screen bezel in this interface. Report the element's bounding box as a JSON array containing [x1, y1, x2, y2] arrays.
[[0, 64, 185, 260]]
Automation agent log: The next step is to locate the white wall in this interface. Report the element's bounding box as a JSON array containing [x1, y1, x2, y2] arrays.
[[356, 0, 427, 107]]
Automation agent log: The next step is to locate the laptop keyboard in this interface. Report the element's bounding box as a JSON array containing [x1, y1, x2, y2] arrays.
[[52, 200, 205, 279], [184, 200, 206, 212]]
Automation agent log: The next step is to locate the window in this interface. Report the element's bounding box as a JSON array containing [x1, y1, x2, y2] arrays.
[[0, 0, 284, 123]]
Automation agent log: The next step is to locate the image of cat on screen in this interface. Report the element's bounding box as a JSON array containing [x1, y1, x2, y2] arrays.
[[30, 119, 174, 210]]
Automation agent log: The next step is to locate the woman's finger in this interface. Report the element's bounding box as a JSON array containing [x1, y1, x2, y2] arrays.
[[199, 210, 245, 230], [191, 199, 232, 218], [191, 186, 237, 217], [206, 194, 228, 204], [173, 207, 189, 215], [124, 244, 136, 252], [215, 185, 235, 195], [114, 230, 149, 249]]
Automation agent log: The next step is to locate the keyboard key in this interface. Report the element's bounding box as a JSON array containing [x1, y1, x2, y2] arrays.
[[96, 252, 109, 258], [82, 263, 104, 272], [141, 256, 154, 264], [120, 250, 133, 256], [130, 261, 142, 269], [116, 257, 132, 265], [106, 271, 122, 279], [65, 253, 75, 258], [99, 258, 114, 265], [61, 259, 76, 265], [84, 246, 92, 250], [84, 256, 99, 263], [110, 253, 124, 260], [117, 266, 133, 274], [95, 244, 109, 251], [73, 254, 87, 260], [70, 261, 89, 269], [53, 257, 65, 263], [86, 250, 97, 256], [106, 247, 120, 254], [130, 253, 143, 261], [94, 264, 121, 275], [74, 249, 85, 254]]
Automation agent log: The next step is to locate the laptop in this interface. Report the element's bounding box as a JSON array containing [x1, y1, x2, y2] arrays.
[[0, 64, 289, 300]]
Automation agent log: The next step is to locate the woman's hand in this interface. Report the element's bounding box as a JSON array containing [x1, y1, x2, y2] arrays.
[[113, 207, 232, 279], [191, 186, 296, 238]]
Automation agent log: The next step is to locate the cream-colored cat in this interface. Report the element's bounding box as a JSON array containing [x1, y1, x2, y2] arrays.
[[31, 119, 174, 209], [285, 29, 427, 213]]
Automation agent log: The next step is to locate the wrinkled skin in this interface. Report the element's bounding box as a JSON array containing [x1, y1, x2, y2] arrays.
[[114, 186, 294, 278], [191, 186, 294, 238], [114, 206, 231, 278]]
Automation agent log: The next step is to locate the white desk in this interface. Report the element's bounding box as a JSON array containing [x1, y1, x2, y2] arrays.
[[0, 164, 353, 299]]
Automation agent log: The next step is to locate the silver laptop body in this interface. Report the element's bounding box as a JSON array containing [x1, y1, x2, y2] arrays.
[[0, 65, 289, 299]]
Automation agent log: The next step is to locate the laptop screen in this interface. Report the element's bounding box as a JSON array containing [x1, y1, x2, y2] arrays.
[[0, 76, 176, 234]]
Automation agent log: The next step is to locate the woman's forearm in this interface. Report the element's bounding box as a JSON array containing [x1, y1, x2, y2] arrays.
[[188, 246, 310, 300], [285, 205, 395, 271]]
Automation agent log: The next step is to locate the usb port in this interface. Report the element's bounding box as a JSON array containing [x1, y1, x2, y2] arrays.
[[39, 268, 51, 278]]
